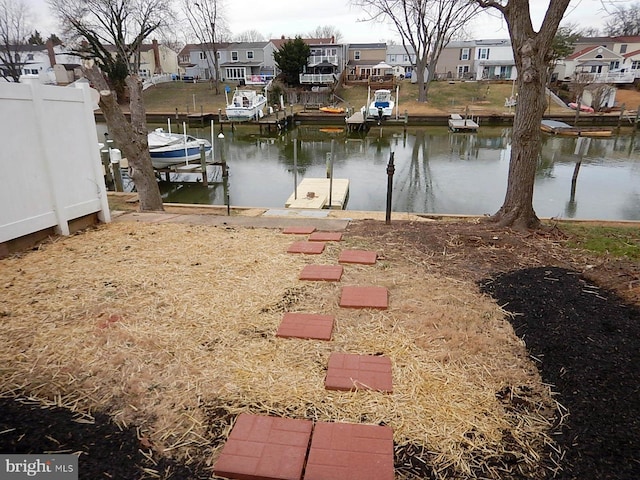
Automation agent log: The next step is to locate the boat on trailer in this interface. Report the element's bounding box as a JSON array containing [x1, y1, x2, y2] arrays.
[[147, 129, 212, 169], [225, 89, 267, 122]]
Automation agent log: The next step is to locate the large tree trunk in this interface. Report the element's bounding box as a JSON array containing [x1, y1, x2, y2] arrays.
[[490, 40, 544, 230], [84, 63, 164, 212], [415, 58, 429, 102], [479, 0, 570, 230]]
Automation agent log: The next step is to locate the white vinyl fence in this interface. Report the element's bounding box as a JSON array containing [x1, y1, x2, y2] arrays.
[[0, 82, 110, 244]]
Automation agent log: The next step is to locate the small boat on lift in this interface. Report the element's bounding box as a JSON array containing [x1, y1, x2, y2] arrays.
[[365, 89, 395, 119], [225, 89, 267, 122], [147, 129, 212, 168]]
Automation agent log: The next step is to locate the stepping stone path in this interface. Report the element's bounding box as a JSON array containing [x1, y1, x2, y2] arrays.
[[299, 265, 343, 281], [287, 241, 326, 254], [276, 313, 334, 341], [325, 352, 393, 392], [214, 228, 394, 480]]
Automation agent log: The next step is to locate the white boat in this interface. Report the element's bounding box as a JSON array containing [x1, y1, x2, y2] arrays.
[[366, 89, 395, 119], [147, 129, 212, 168], [226, 89, 267, 122]]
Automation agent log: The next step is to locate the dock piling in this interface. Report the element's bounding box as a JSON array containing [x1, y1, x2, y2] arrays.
[[199, 141, 208, 187], [109, 148, 124, 192], [385, 152, 395, 225]]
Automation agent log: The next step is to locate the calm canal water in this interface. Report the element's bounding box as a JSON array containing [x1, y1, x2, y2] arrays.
[[102, 124, 640, 221]]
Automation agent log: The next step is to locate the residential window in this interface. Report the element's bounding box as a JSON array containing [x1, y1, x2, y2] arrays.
[[403, 55, 408, 62], [460, 48, 469, 60], [27, 53, 34, 61], [354, 50, 360, 60], [199, 52, 206, 60], [225, 67, 246, 80], [632, 60, 640, 70], [390, 54, 396, 62], [247, 51, 254, 60], [231, 51, 238, 61], [621, 44, 628, 54], [610, 60, 620, 70], [478, 48, 490, 60], [181, 55, 189, 62], [217, 51, 220, 59]]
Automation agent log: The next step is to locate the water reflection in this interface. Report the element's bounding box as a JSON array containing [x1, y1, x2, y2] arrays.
[[100, 123, 640, 221]]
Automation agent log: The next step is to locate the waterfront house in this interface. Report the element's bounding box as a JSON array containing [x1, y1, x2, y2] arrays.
[[437, 39, 516, 81], [345, 43, 387, 83], [386, 44, 416, 78]]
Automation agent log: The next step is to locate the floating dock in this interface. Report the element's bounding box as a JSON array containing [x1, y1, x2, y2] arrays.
[[285, 178, 349, 209], [448, 113, 479, 132], [346, 111, 368, 133]]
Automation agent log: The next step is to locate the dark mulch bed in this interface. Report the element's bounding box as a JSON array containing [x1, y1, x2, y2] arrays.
[[0, 398, 209, 479], [479, 267, 640, 480]]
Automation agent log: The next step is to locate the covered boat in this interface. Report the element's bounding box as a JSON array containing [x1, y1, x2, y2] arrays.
[[147, 129, 212, 168], [366, 89, 395, 119], [540, 120, 612, 137], [226, 89, 267, 122]]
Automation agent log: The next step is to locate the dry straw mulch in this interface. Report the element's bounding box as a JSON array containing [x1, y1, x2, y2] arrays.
[[0, 221, 558, 478]]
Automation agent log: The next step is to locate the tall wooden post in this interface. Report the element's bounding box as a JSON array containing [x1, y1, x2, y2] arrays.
[[199, 141, 208, 187], [385, 152, 395, 225]]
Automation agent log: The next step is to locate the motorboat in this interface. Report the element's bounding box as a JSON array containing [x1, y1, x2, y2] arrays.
[[366, 89, 395, 119], [147, 129, 212, 168], [226, 89, 267, 122]]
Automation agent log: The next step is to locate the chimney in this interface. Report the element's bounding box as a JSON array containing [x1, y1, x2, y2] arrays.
[[281, 35, 285, 39], [331, 35, 335, 43], [46, 39, 56, 67], [152, 39, 161, 74]]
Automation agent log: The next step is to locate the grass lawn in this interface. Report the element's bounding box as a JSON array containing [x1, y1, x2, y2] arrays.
[[561, 223, 640, 260], [142, 79, 570, 116]]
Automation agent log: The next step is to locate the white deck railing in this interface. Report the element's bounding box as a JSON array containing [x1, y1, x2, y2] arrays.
[[299, 73, 336, 84]]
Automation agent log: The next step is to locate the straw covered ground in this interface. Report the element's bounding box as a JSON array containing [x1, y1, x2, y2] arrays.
[[0, 219, 563, 479]]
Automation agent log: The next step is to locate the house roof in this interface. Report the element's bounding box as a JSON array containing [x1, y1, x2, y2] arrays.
[[566, 45, 598, 60], [269, 37, 334, 49], [348, 43, 386, 49], [386, 44, 415, 55], [624, 48, 640, 59], [178, 43, 231, 56], [612, 35, 640, 43], [347, 59, 387, 67]]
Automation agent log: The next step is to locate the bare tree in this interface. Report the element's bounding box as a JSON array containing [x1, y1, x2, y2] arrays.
[[474, 0, 571, 229], [353, 0, 480, 102], [604, 2, 640, 36], [0, 0, 31, 82], [308, 25, 343, 42], [49, 0, 173, 212], [235, 29, 265, 42], [183, 0, 226, 94]]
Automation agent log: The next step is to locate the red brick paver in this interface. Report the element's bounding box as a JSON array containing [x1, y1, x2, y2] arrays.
[[309, 231, 343, 242], [299, 265, 343, 281], [287, 241, 326, 254], [324, 352, 393, 392], [276, 313, 334, 341], [339, 286, 388, 309], [304, 421, 395, 480], [282, 226, 316, 235], [213, 413, 313, 480], [339, 250, 377, 265]]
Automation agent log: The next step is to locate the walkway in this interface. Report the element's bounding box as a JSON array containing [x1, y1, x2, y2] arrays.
[[114, 210, 396, 479]]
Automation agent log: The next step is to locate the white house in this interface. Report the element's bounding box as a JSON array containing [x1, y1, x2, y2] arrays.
[[386, 44, 416, 78]]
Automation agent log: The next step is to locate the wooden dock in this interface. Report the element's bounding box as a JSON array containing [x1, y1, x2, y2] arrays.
[[346, 111, 368, 133], [285, 178, 350, 209], [448, 114, 479, 132]]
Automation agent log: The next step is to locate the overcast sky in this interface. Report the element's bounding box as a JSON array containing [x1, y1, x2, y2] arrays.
[[29, 0, 613, 44]]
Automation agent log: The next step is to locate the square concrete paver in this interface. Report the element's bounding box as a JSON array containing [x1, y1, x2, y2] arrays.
[[339, 250, 377, 265], [282, 226, 316, 235], [339, 286, 388, 309], [276, 313, 334, 341], [299, 265, 343, 281], [309, 231, 343, 242], [304, 421, 395, 480], [324, 352, 393, 392], [287, 241, 326, 254], [213, 413, 313, 480]]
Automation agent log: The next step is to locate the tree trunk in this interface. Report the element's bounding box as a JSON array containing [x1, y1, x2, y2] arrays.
[[489, 42, 544, 230], [415, 59, 429, 102], [83, 64, 164, 212]]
